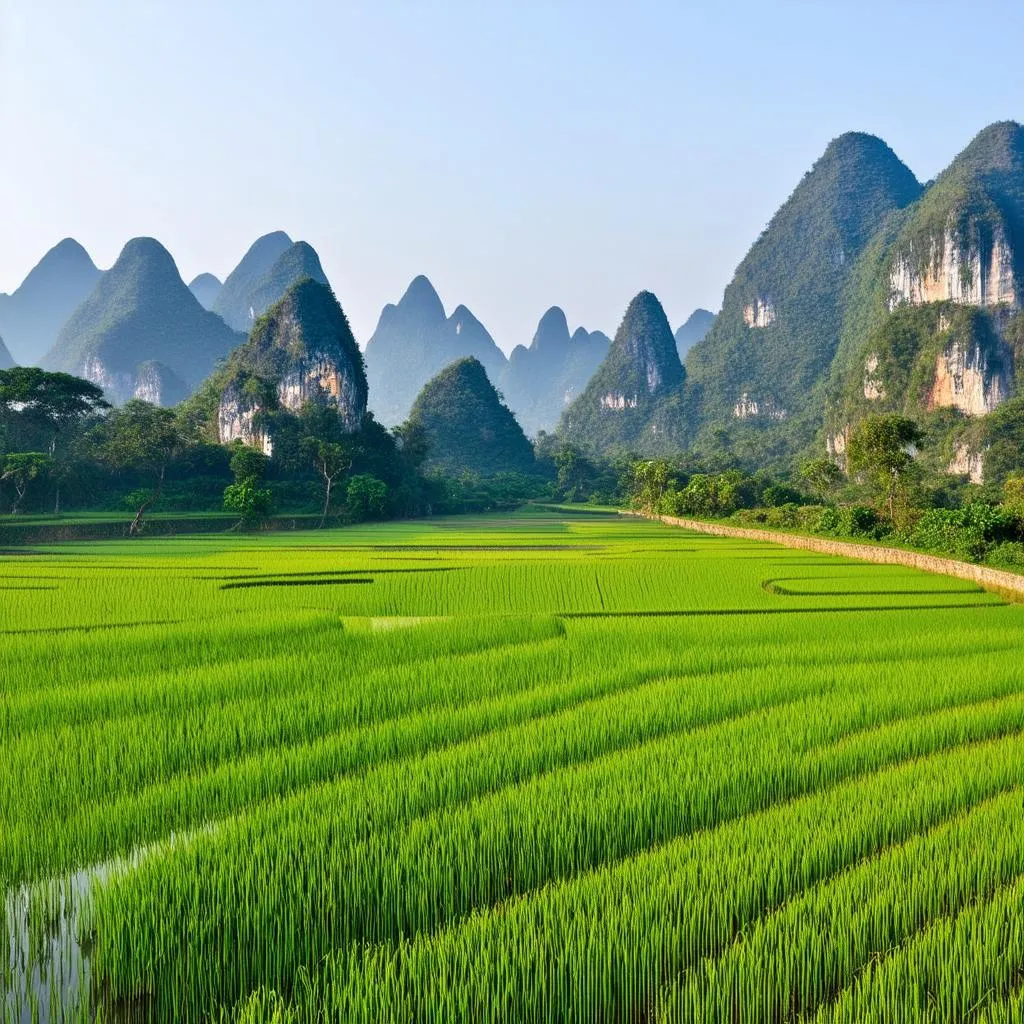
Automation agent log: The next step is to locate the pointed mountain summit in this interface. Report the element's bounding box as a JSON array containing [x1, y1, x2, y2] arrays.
[[499, 307, 610, 436], [686, 132, 922, 443], [408, 357, 534, 476], [559, 291, 686, 454], [42, 237, 242, 406], [201, 278, 367, 453], [364, 275, 507, 427], [189, 273, 222, 310], [240, 242, 329, 328], [827, 122, 1024, 482], [0, 238, 101, 365], [212, 231, 294, 330], [674, 308, 716, 360]]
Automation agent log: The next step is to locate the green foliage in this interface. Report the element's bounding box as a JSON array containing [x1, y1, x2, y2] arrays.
[[345, 473, 388, 521], [800, 457, 842, 500], [229, 443, 270, 485], [687, 132, 921, 439], [223, 479, 274, 528], [1, 452, 51, 513], [407, 357, 536, 477], [847, 414, 924, 519], [559, 292, 687, 456]]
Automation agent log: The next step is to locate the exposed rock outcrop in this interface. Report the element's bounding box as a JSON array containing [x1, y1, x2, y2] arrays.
[[948, 441, 985, 484], [862, 353, 886, 400], [733, 392, 787, 420], [889, 225, 1017, 310], [927, 339, 1012, 416], [743, 298, 777, 328], [210, 278, 367, 450]]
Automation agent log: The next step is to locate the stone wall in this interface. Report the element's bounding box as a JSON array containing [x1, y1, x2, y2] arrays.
[[624, 511, 1024, 598]]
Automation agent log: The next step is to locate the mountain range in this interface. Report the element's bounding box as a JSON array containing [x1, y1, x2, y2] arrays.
[[498, 307, 610, 436], [364, 276, 508, 427], [41, 237, 243, 406], [212, 232, 330, 331]]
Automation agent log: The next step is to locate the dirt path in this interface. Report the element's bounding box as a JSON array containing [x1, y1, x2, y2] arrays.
[[626, 512, 1024, 600]]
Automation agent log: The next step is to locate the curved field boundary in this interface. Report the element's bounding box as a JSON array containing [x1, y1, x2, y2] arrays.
[[624, 512, 1024, 600]]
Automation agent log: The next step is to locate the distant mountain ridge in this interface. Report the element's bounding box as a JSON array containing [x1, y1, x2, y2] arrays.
[[499, 307, 610, 436], [188, 273, 222, 310], [0, 335, 13, 370], [42, 237, 243, 406], [212, 232, 329, 332], [674, 308, 716, 361], [0, 239, 102, 366], [364, 275, 507, 427]]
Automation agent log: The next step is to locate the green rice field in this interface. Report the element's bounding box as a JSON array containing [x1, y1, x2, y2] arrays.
[[3, 508, 1024, 1023]]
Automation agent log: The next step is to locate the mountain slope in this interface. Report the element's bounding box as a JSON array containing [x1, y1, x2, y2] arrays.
[[42, 237, 242, 405], [674, 308, 716, 360], [193, 278, 367, 453], [499, 307, 610, 436], [827, 121, 1024, 483], [558, 291, 686, 454], [408, 357, 534, 476], [364, 275, 508, 427], [0, 335, 13, 369], [189, 273, 222, 310], [686, 132, 922, 449], [0, 239, 101, 365], [212, 231, 294, 330]]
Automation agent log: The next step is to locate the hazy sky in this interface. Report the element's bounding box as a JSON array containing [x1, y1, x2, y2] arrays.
[[1, 0, 1022, 352]]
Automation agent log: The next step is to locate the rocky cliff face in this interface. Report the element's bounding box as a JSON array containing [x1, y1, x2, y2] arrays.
[[948, 441, 985, 484], [743, 297, 777, 328], [889, 225, 1017, 310], [82, 356, 186, 406], [927, 338, 1012, 416], [211, 278, 367, 449], [733, 392, 786, 420]]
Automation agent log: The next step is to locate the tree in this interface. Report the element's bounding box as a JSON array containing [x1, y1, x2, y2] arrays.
[[1004, 475, 1024, 509], [553, 445, 596, 503], [223, 442, 273, 529], [627, 459, 674, 513], [1, 452, 51, 513], [800, 457, 842, 502], [346, 474, 388, 521], [304, 439, 352, 527], [0, 368, 108, 511], [846, 414, 924, 521], [91, 400, 180, 534]]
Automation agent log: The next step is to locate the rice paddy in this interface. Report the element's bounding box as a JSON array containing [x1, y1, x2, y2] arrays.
[[2, 507, 1024, 1023]]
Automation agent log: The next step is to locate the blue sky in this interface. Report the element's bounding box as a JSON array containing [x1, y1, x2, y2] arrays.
[[1, 0, 1022, 351]]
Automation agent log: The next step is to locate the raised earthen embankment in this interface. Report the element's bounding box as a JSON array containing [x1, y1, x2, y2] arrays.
[[625, 512, 1024, 599]]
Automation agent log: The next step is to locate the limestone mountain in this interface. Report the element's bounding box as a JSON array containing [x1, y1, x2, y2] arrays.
[[0, 239, 102, 366], [674, 308, 716, 361], [42, 237, 243, 406], [364, 275, 508, 427], [558, 291, 686, 455], [828, 121, 1024, 484], [686, 132, 922, 447], [189, 273, 222, 310], [499, 307, 610, 437], [408, 356, 535, 476], [212, 231, 330, 331], [0, 335, 13, 370], [189, 278, 367, 454]]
